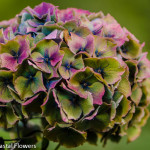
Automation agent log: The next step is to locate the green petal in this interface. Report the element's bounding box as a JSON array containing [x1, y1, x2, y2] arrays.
[[119, 35, 143, 59], [42, 25, 64, 36], [74, 26, 92, 37], [130, 107, 145, 125], [127, 126, 141, 142], [0, 40, 19, 54], [13, 61, 37, 81], [84, 58, 124, 84], [6, 106, 18, 125], [79, 93, 94, 116], [126, 60, 138, 83], [32, 39, 58, 55], [72, 54, 84, 70], [0, 71, 13, 102], [41, 91, 62, 126], [22, 92, 46, 118], [56, 89, 82, 120], [110, 101, 116, 120], [63, 21, 77, 31], [8, 85, 21, 103], [87, 131, 98, 146], [34, 33, 45, 43], [114, 96, 131, 123], [113, 91, 124, 107], [15, 76, 33, 100], [131, 87, 142, 106], [59, 66, 70, 79], [61, 47, 74, 63], [118, 76, 131, 97], [60, 98, 82, 120], [102, 85, 112, 104], [94, 36, 117, 58], [88, 82, 105, 105], [90, 103, 111, 131], [31, 71, 46, 93], [137, 108, 149, 127]]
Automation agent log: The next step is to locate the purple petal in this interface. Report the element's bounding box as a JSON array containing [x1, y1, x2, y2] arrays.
[[45, 30, 58, 39], [34, 2, 56, 17], [0, 53, 18, 71], [85, 34, 94, 56]]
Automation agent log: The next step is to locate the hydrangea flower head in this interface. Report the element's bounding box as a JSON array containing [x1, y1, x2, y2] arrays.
[[0, 2, 150, 149]]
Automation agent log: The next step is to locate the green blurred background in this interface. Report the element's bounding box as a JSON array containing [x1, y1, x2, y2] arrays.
[[0, 0, 150, 149]]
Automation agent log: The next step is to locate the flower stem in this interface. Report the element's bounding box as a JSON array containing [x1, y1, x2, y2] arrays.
[[54, 143, 61, 150]]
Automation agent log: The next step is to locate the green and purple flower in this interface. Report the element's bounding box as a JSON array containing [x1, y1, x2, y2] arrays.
[[68, 67, 105, 105], [30, 39, 64, 76], [67, 33, 94, 56], [58, 47, 84, 79], [13, 61, 46, 100], [0, 35, 30, 71]]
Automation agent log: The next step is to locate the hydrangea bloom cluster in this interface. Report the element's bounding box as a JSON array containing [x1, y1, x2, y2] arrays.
[[0, 2, 150, 149]]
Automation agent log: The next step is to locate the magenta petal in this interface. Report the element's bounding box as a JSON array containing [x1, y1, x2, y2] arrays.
[[18, 37, 30, 55], [0, 53, 18, 71], [50, 51, 64, 66], [26, 27, 37, 33], [102, 23, 127, 46], [48, 78, 62, 90], [17, 37, 30, 64], [45, 30, 58, 39], [3, 27, 15, 40], [18, 50, 28, 64], [27, 20, 39, 28], [34, 62, 51, 73], [34, 2, 56, 17], [61, 82, 77, 95], [70, 68, 78, 74], [92, 91, 104, 105], [85, 107, 99, 120], [22, 94, 40, 106], [85, 34, 94, 56], [67, 81, 88, 99], [137, 52, 150, 81], [68, 33, 85, 54], [0, 29, 5, 43], [57, 8, 91, 22]]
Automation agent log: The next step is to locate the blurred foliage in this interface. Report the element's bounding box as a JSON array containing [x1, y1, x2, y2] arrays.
[[0, 0, 150, 150]]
